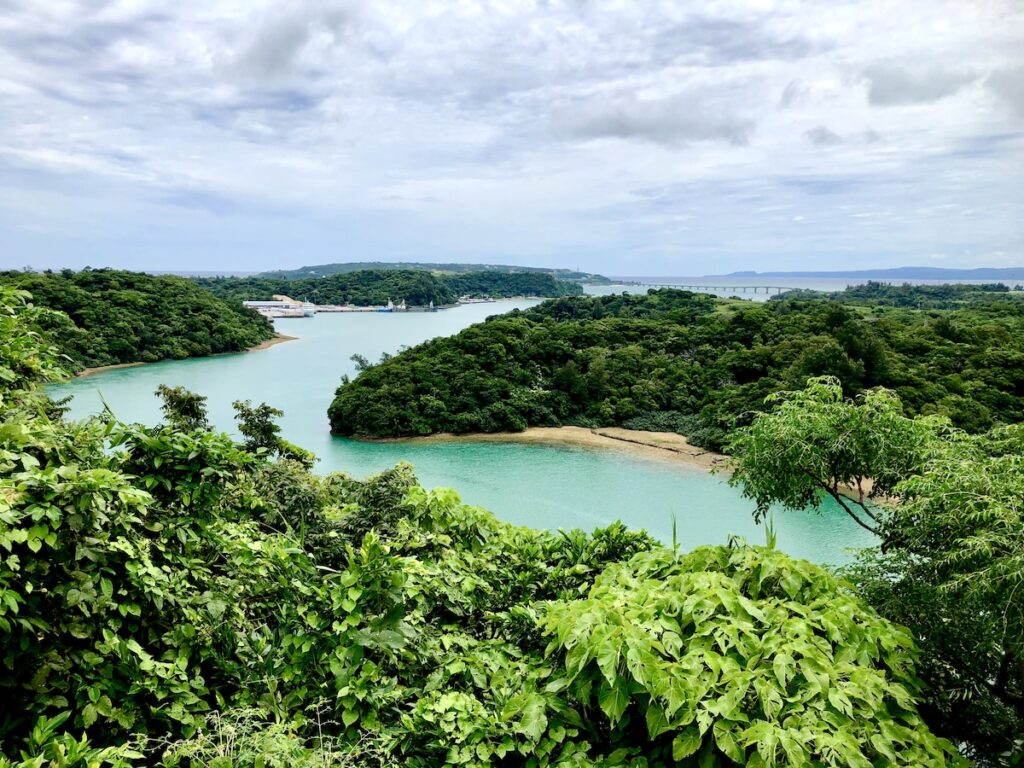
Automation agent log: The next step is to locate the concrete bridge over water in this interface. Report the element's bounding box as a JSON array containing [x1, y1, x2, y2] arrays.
[[634, 283, 801, 296]]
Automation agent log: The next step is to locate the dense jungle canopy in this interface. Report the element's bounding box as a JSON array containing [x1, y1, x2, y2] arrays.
[[195, 269, 583, 307], [328, 284, 1024, 450], [0, 269, 275, 373]]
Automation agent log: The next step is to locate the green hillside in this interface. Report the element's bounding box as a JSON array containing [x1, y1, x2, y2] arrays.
[[329, 286, 1024, 449], [0, 269, 275, 372], [196, 269, 584, 306], [259, 261, 611, 284]]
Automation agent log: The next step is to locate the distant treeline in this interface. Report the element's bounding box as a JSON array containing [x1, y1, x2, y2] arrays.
[[0, 269, 274, 372], [774, 280, 1018, 308], [196, 269, 584, 306], [259, 261, 610, 283], [329, 285, 1024, 450]]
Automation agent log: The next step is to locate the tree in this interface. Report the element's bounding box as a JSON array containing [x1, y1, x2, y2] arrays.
[[865, 425, 1024, 764], [729, 378, 1024, 764], [0, 289, 965, 766], [350, 353, 371, 373], [0, 287, 68, 405], [232, 399, 284, 452], [726, 377, 944, 534], [155, 384, 209, 431]]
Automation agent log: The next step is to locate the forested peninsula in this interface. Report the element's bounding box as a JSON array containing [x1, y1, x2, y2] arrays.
[[328, 284, 1024, 449], [196, 268, 583, 306], [260, 261, 611, 284], [4, 286, 997, 766], [0, 269, 275, 373]]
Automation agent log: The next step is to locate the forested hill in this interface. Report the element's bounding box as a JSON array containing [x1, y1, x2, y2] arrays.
[[195, 269, 584, 306], [0, 269, 274, 372], [775, 280, 1021, 308], [328, 285, 1024, 449], [259, 261, 610, 283]]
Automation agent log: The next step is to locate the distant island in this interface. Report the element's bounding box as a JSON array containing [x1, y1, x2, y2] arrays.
[[715, 266, 1024, 280], [196, 268, 584, 308], [329, 282, 1024, 448], [259, 261, 612, 284]]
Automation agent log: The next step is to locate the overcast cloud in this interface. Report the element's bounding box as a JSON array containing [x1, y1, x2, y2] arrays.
[[0, 0, 1021, 274]]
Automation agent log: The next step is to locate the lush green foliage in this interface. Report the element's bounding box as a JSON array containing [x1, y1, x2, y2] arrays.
[[0, 289, 960, 766], [196, 269, 583, 307], [726, 377, 943, 533], [259, 261, 609, 284], [730, 380, 1024, 765], [444, 272, 585, 299], [544, 544, 955, 766], [0, 269, 274, 372], [774, 281, 1016, 309], [328, 287, 1024, 448]]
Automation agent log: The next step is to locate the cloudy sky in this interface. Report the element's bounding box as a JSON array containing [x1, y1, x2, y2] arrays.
[[1, 0, 1021, 275]]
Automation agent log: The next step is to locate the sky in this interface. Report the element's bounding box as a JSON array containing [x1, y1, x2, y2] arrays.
[[1, 0, 1022, 276]]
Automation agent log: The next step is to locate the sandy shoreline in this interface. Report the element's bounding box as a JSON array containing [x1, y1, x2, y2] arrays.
[[74, 333, 298, 378], [371, 426, 730, 472], [246, 333, 298, 352], [75, 361, 146, 378], [367, 427, 878, 504]]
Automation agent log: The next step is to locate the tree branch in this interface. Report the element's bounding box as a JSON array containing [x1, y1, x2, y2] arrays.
[[822, 486, 880, 535]]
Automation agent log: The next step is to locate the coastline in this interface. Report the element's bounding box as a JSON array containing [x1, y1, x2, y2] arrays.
[[363, 426, 879, 504], [369, 426, 730, 472], [246, 333, 298, 352], [74, 333, 298, 378]]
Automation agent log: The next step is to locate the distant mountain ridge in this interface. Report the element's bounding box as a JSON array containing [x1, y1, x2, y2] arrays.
[[259, 261, 610, 284], [718, 266, 1024, 280]]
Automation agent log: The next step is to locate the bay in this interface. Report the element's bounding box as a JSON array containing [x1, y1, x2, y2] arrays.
[[50, 298, 876, 564]]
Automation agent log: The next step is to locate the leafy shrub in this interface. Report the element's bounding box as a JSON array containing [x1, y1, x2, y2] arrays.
[[543, 544, 961, 766]]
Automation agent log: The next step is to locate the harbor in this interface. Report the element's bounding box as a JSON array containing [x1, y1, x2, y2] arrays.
[[243, 295, 492, 318]]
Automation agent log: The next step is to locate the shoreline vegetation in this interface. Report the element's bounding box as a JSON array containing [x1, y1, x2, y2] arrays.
[[0, 268, 278, 374], [74, 332, 298, 378], [195, 267, 584, 307], [329, 284, 1024, 451], [364, 425, 728, 471]]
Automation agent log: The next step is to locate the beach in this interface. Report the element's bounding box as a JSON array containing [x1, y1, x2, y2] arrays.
[[374, 426, 730, 472]]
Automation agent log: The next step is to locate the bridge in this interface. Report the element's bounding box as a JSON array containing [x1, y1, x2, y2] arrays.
[[635, 283, 801, 296]]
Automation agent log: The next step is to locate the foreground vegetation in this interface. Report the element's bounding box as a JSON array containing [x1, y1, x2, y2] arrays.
[[0, 269, 274, 373], [0, 288, 977, 766], [328, 285, 1024, 449], [196, 269, 583, 307], [728, 379, 1024, 764]]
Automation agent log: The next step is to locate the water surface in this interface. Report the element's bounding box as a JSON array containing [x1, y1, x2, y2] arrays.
[[51, 299, 875, 564]]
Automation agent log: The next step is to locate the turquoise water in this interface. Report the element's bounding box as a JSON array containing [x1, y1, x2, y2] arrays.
[[50, 300, 875, 564]]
